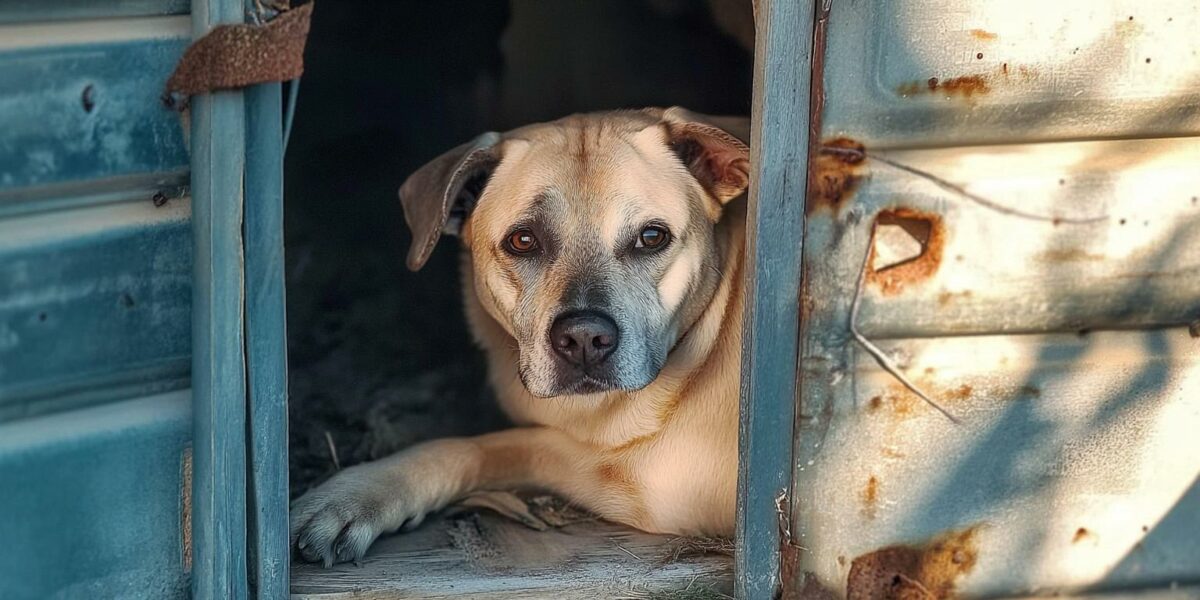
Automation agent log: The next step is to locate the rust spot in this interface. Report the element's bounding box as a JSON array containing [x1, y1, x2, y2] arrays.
[[899, 74, 993, 99], [868, 208, 945, 296], [848, 526, 982, 600], [897, 81, 922, 97], [1073, 527, 1092, 543], [869, 395, 884, 410], [1019, 385, 1042, 398], [1036, 248, 1105, 263], [924, 367, 936, 376], [879, 389, 918, 418], [861, 475, 880, 519], [1001, 62, 1009, 76], [878, 378, 984, 420], [937, 290, 973, 306], [839, 555, 848, 567], [944, 384, 972, 401], [808, 137, 867, 214], [969, 29, 998, 41], [936, 75, 990, 97]]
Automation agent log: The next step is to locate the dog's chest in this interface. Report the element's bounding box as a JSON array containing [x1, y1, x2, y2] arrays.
[[623, 416, 739, 535]]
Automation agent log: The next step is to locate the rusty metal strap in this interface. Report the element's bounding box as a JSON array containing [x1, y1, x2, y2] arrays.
[[164, 2, 313, 108]]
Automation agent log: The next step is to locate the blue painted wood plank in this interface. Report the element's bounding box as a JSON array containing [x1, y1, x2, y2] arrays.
[[244, 80, 289, 600], [0, 0, 189, 24], [0, 390, 191, 600], [190, 0, 250, 598], [735, 0, 817, 598], [0, 199, 192, 420], [0, 37, 189, 193]]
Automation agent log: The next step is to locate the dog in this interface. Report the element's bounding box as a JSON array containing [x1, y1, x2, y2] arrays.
[[291, 107, 751, 566]]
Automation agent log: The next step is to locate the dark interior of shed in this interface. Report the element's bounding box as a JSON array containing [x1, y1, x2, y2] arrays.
[[284, 1, 752, 595]]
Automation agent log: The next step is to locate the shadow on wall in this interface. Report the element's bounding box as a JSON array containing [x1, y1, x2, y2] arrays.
[[283, 0, 753, 496]]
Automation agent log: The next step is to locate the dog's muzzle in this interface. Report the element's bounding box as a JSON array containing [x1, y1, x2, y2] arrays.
[[549, 310, 619, 368]]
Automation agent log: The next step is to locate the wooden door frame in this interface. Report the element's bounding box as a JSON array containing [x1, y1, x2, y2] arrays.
[[735, 1, 823, 598]]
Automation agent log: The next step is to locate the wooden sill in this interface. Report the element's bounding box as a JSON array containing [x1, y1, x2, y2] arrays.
[[290, 512, 734, 599]]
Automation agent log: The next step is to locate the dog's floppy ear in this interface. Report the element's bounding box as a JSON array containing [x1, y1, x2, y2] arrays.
[[659, 106, 751, 204], [399, 132, 502, 271]]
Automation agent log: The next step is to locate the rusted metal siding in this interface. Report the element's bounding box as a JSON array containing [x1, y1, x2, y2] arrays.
[[0, 10, 195, 600], [821, 0, 1200, 147], [789, 0, 1200, 597]]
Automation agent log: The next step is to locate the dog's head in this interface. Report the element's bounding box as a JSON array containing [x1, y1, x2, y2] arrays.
[[399, 108, 749, 398]]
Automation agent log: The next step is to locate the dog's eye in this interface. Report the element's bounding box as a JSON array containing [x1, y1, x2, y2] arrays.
[[635, 225, 671, 251], [505, 229, 540, 255]]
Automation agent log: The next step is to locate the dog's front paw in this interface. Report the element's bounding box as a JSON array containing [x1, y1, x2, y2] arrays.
[[289, 465, 427, 567]]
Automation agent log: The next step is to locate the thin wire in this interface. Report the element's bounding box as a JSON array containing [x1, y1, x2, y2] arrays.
[[283, 77, 301, 151], [850, 225, 961, 424], [820, 145, 1109, 225]]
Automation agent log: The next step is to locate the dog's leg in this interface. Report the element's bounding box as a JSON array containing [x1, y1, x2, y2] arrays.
[[290, 427, 628, 566]]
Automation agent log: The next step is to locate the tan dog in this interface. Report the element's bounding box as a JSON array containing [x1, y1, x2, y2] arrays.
[[291, 107, 750, 566]]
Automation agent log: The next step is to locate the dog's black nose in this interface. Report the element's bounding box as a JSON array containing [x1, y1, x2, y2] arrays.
[[550, 311, 619, 367]]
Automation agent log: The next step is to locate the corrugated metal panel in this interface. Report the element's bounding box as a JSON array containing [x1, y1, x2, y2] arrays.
[[0, 391, 192, 600], [0, 198, 192, 421], [0, 6, 197, 599], [850, 137, 1200, 337], [822, 0, 1200, 148], [0, 0, 188, 25], [795, 329, 1200, 596], [789, 0, 1200, 597], [0, 17, 190, 193]]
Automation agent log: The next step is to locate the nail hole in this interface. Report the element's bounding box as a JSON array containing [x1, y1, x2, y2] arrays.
[[120, 293, 135, 308], [153, 191, 169, 207], [81, 85, 95, 113], [38, 312, 47, 322]]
